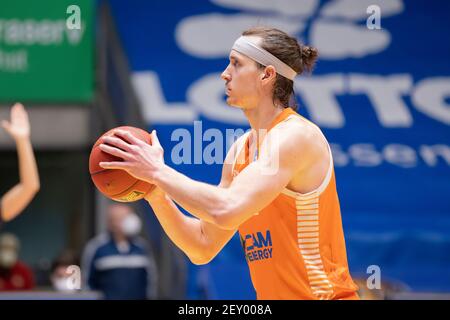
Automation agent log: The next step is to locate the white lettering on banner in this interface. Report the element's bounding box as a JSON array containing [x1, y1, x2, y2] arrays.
[[133, 72, 450, 128], [176, 0, 404, 60], [329, 144, 349, 167], [348, 74, 413, 127], [420, 145, 450, 167], [310, 20, 390, 59], [349, 144, 383, 167], [66, 23, 85, 45], [211, 0, 319, 17], [0, 49, 27, 72], [0, 19, 84, 46], [413, 78, 450, 125], [294, 75, 346, 128], [132, 71, 196, 124], [320, 0, 403, 21], [330, 143, 450, 168], [383, 144, 417, 168], [175, 13, 305, 59]]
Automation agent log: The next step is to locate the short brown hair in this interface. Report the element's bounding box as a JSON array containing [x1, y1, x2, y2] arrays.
[[242, 27, 318, 110]]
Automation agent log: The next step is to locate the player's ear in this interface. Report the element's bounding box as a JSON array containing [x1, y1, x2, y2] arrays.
[[261, 66, 276, 82]]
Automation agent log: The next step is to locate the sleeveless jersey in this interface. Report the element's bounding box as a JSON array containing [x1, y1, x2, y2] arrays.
[[232, 107, 359, 300]]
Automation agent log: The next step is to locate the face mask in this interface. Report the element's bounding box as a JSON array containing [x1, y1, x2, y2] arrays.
[[52, 277, 75, 292], [0, 250, 18, 269], [121, 213, 142, 236]]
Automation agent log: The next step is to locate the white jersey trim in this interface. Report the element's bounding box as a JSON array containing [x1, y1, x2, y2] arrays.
[[281, 116, 334, 199]]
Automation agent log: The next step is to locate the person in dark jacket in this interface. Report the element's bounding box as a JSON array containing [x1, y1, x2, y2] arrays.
[[82, 203, 158, 299]]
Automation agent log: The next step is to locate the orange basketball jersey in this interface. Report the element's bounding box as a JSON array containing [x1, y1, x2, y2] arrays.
[[232, 107, 359, 300]]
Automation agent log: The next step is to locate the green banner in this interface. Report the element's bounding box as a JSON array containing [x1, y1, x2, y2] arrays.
[[0, 0, 94, 102]]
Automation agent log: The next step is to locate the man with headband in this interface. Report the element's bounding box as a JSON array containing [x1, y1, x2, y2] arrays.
[[99, 27, 359, 300]]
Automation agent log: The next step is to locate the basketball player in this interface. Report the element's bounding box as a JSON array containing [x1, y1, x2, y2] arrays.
[[99, 27, 359, 299], [0, 103, 40, 227]]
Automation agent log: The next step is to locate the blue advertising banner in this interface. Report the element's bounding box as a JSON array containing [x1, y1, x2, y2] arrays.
[[108, 0, 450, 297]]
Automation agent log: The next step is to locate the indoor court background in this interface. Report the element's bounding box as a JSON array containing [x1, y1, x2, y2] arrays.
[[0, 0, 449, 300]]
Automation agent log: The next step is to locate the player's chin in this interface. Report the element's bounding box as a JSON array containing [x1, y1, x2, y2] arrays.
[[225, 97, 242, 109]]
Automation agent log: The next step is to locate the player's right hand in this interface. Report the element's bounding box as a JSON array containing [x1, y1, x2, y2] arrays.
[[1, 103, 31, 141]]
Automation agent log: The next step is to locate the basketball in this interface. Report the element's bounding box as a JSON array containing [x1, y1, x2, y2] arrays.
[[89, 126, 155, 202]]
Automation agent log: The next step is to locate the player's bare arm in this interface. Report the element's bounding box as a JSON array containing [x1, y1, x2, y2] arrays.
[[99, 120, 317, 230], [139, 134, 246, 264], [1, 103, 40, 222]]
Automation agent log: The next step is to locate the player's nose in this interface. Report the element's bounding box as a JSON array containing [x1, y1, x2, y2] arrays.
[[221, 66, 231, 82]]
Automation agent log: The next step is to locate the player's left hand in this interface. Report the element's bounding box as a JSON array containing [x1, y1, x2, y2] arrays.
[[99, 129, 165, 184]]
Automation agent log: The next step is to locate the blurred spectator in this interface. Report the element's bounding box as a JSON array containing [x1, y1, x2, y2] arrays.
[[81, 203, 158, 299], [0, 233, 34, 290], [50, 250, 80, 293], [0, 103, 40, 227]]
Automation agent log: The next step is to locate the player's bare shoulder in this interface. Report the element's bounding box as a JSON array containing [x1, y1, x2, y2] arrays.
[[267, 115, 329, 170], [276, 115, 322, 141], [269, 116, 323, 148]]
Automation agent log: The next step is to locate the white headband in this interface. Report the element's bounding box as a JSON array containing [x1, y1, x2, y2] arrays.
[[232, 36, 297, 81]]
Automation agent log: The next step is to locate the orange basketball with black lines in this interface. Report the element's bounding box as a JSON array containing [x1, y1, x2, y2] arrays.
[[89, 126, 155, 202]]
